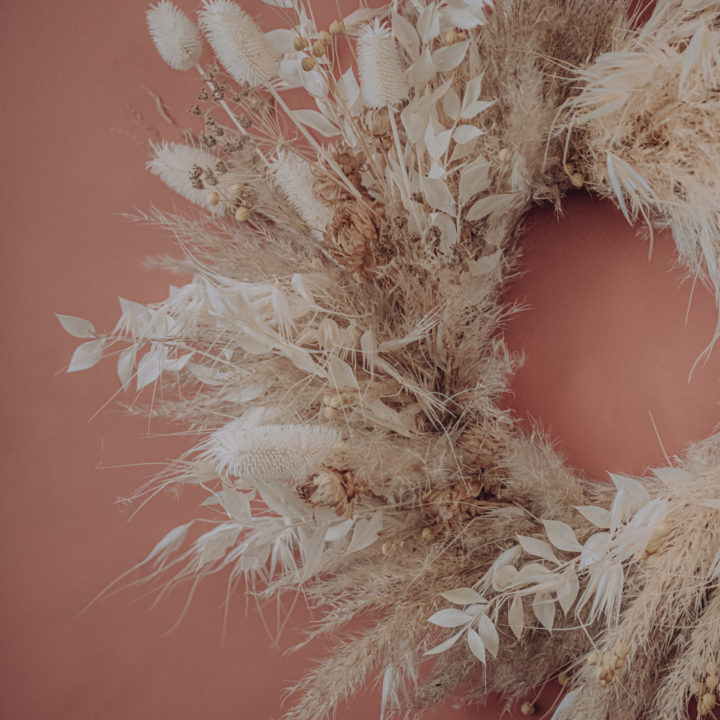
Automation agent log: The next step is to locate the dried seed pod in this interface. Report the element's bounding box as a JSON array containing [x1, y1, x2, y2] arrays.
[[228, 181, 244, 196], [520, 702, 536, 716], [311, 41, 326, 57], [570, 172, 585, 188], [318, 30, 331, 44], [301, 55, 317, 71], [293, 35, 308, 51], [329, 20, 345, 36], [235, 205, 250, 221]]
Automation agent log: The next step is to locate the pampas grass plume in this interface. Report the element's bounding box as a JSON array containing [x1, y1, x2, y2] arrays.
[[207, 422, 341, 482], [357, 20, 409, 108], [146, 1, 202, 71], [198, 0, 280, 87]]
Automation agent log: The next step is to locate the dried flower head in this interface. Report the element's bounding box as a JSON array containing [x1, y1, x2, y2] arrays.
[[198, 0, 279, 87], [205, 422, 341, 482], [357, 20, 409, 108], [146, 1, 202, 71]]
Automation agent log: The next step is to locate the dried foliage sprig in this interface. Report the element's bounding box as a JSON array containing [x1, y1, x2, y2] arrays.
[[61, 0, 720, 718]]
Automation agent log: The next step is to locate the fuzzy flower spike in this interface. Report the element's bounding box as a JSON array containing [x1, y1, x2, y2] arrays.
[[198, 0, 280, 87], [146, 1, 203, 71], [357, 20, 409, 108]]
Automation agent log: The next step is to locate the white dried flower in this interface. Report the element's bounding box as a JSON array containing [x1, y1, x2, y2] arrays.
[[206, 422, 341, 482], [146, 1, 202, 71], [269, 151, 332, 234], [357, 20, 409, 108], [147, 142, 249, 214], [198, 0, 280, 87]]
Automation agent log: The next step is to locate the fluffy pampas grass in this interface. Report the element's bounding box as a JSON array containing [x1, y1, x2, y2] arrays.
[[146, 1, 202, 71], [198, 0, 279, 87]]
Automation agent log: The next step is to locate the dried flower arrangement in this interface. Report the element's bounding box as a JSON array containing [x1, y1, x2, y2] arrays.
[[59, 0, 720, 717]]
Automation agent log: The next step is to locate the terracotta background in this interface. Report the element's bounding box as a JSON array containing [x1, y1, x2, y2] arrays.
[[2, 1, 719, 718]]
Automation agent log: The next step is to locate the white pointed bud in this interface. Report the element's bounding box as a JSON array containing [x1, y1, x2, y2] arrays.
[[146, 1, 202, 71]]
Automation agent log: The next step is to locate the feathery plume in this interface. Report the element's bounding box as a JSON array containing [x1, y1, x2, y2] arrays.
[[206, 422, 341, 482], [147, 142, 244, 214], [269, 152, 333, 234], [146, 1, 202, 71], [198, 0, 280, 87], [357, 20, 409, 108]]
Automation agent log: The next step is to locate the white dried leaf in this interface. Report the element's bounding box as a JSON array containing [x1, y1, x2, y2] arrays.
[[325, 518, 354, 542], [551, 689, 580, 720], [575, 505, 611, 528], [580, 531, 611, 567], [476, 614, 499, 658], [532, 591, 555, 631], [56, 314, 96, 339], [265, 28, 295, 53], [408, 46, 436, 87], [557, 564, 580, 615], [365, 398, 414, 437], [347, 511, 383, 553], [417, 4, 440, 42], [117, 346, 136, 390], [428, 608, 473, 627], [431, 41, 468, 71], [421, 176, 455, 214], [492, 563, 518, 591], [424, 628, 464, 655], [469, 250, 501, 276], [459, 160, 491, 205], [293, 109, 340, 137], [542, 519, 583, 553], [508, 594, 524, 640], [453, 124, 483, 145], [327, 355, 359, 390], [445, 7, 483, 29], [146, 522, 192, 565], [466, 627, 486, 663], [440, 587, 484, 605], [466, 192, 517, 221], [652, 466, 693, 486], [460, 99, 494, 119], [391, 11, 419, 60], [442, 87, 461, 119], [462, 74, 483, 109], [68, 339, 105, 373], [517, 535, 560, 564], [136, 344, 165, 390], [219, 488, 253, 525]]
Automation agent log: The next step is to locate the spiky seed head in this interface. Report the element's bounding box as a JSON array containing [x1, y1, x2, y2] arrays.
[[205, 422, 341, 482], [146, 1, 202, 71], [357, 20, 409, 108], [198, 0, 280, 87]]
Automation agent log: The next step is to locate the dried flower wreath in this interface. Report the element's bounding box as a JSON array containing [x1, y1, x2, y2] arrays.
[[59, 0, 720, 718]]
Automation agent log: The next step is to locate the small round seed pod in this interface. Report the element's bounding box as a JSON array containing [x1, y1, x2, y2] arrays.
[[698, 693, 716, 714], [558, 672, 570, 686], [293, 35, 308, 51], [234, 205, 250, 222], [586, 652, 599, 666], [445, 29, 460, 44], [301, 55, 317, 71], [570, 172, 585, 188], [498, 148, 512, 164], [206, 191, 220, 206], [329, 20, 345, 36], [706, 674, 719, 690], [228, 181, 244, 196], [311, 41, 326, 57], [520, 702, 536, 716], [318, 30, 331, 45]]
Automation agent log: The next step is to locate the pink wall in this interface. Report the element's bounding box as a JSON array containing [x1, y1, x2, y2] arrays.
[[2, 1, 718, 719]]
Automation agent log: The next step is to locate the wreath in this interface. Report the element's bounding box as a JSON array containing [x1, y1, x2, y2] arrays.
[[59, 0, 720, 717]]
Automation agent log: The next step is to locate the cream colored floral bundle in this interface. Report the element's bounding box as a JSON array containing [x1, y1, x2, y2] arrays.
[[60, 0, 720, 717]]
